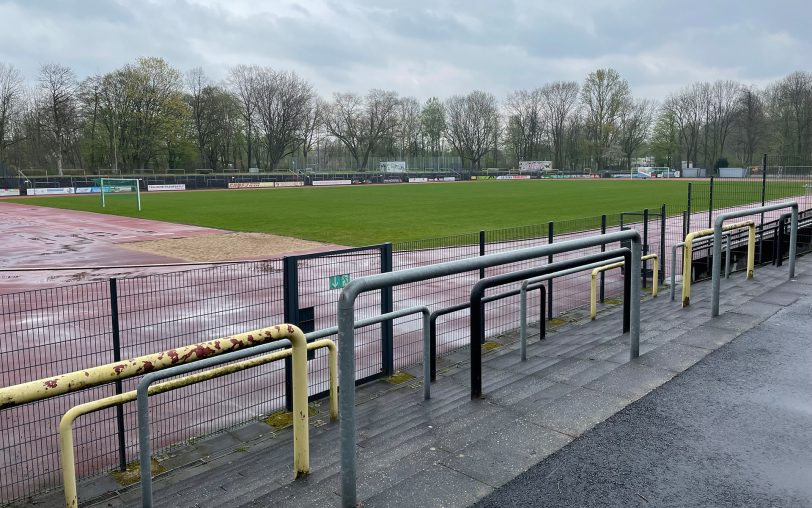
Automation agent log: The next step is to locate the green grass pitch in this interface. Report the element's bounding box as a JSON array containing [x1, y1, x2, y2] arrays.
[[7, 180, 801, 245]]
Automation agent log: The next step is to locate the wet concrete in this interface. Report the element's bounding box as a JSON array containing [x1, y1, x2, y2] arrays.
[[477, 283, 812, 507]]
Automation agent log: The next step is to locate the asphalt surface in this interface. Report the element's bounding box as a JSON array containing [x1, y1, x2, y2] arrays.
[[476, 292, 812, 507]]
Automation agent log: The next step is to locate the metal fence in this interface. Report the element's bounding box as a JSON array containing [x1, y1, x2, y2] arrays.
[[2, 155, 812, 503]]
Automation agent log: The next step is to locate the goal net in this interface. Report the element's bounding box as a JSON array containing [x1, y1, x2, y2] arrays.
[[95, 178, 142, 211]]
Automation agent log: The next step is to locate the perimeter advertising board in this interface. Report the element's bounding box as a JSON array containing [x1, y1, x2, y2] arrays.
[[29, 187, 75, 195], [313, 180, 352, 186], [147, 184, 186, 191]]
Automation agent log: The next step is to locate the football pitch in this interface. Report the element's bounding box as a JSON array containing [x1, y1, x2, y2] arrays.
[[7, 179, 800, 245]]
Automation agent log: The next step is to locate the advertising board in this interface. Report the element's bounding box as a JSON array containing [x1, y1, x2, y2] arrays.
[[29, 187, 75, 195], [147, 184, 186, 191], [313, 180, 352, 186]]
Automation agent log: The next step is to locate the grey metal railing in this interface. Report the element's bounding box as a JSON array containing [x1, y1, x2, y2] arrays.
[[519, 255, 625, 359], [336, 229, 642, 507], [711, 202, 798, 316]]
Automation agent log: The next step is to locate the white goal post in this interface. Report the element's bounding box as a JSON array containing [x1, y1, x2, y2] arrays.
[[99, 178, 142, 211]]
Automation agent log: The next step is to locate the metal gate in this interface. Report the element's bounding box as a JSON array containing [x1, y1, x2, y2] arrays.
[[282, 244, 393, 408]]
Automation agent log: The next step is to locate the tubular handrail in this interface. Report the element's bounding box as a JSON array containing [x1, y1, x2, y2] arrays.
[[682, 221, 755, 307], [590, 254, 658, 320], [59, 338, 338, 508], [470, 249, 632, 398], [0, 325, 304, 410], [135, 338, 336, 506], [671, 233, 738, 301], [711, 202, 798, 316], [336, 229, 642, 507], [428, 284, 546, 379], [518, 256, 624, 360]]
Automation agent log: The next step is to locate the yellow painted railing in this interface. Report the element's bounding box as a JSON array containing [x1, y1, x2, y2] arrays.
[[59, 338, 336, 508], [0, 325, 304, 409], [0, 325, 309, 507], [682, 221, 755, 307], [590, 254, 659, 320]]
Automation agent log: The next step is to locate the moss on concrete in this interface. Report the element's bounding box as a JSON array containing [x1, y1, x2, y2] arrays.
[[111, 458, 166, 486]]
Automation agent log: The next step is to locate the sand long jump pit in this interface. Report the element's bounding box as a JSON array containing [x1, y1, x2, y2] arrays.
[[0, 201, 341, 290]]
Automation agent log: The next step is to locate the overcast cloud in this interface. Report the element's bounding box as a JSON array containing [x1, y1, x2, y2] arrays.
[[0, 0, 810, 100]]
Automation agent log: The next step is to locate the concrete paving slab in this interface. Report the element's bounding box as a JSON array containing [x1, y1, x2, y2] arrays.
[[440, 419, 572, 487], [527, 387, 630, 436], [673, 325, 740, 350], [362, 464, 492, 508], [584, 362, 675, 400], [635, 342, 710, 372]]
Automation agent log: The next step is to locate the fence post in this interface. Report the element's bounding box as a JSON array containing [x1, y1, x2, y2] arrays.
[[642, 209, 649, 289], [108, 278, 127, 472], [282, 256, 299, 411], [708, 176, 714, 229], [686, 182, 692, 235], [547, 221, 554, 319], [682, 210, 688, 240], [380, 243, 394, 376], [660, 204, 667, 284], [600, 214, 606, 303], [479, 230, 485, 279], [759, 153, 768, 263]]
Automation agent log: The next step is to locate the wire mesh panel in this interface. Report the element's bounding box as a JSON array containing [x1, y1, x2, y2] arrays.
[[0, 281, 114, 503], [115, 261, 285, 469]]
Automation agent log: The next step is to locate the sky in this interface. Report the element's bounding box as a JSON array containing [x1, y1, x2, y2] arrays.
[[0, 0, 810, 101]]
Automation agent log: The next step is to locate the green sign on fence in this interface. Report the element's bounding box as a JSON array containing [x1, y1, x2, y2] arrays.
[[329, 273, 351, 290]]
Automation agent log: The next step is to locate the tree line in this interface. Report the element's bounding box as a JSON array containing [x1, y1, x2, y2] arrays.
[[0, 57, 810, 175]]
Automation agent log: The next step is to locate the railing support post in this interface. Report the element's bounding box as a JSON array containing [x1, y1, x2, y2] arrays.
[[600, 214, 606, 302], [687, 182, 692, 234], [109, 278, 127, 473], [547, 221, 554, 319], [479, 230, 485, 279], [282, 256, 299, 411], [380, 243, 394, 376], [660, 204, 667, 284], [642, 209, 649, 289]]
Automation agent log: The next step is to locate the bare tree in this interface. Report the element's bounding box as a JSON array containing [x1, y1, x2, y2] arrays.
[[39, 63, 78, 175], [251, 69, 315, 170], [186, 67, 214, 167], [766, 71, 812, 158], [731, 86, 765, 166], [618, 99, 655, 170], [420, 97, 446, 155], [324, 89, 400, 170], [581, 68, 631, 169], [700, 80, 741, 169], [504, 88, 544, 164], [0, 63, 25, 163], [444, 90, 499, 170], [300, 96, 326, 164], [396, 96, 421, 158], [540, 81, 579, 169], [229, 64, 261, 169], [665, 84, 703, 168]]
